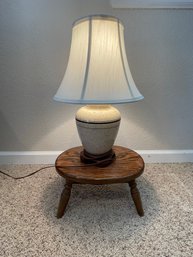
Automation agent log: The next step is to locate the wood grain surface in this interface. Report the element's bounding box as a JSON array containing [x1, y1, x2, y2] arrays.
[[55, 146, 144, 184]]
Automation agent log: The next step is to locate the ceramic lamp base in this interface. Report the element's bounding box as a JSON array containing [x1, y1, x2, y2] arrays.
[[75, 105, 121, 166]]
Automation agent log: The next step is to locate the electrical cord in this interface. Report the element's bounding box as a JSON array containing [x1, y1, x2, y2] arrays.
[[0, 165, 55, 180], [0, 155, 116, 180]]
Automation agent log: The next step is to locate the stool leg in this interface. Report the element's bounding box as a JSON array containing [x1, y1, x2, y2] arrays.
[[128, 180, 144, 217], [57, 180, 72, 218]]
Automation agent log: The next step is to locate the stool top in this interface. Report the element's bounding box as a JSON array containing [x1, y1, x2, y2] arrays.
[[55, 146, 144, 184]]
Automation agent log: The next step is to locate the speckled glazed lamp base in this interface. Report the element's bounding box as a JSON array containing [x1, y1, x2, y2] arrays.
[[76, 105, 121, 166]]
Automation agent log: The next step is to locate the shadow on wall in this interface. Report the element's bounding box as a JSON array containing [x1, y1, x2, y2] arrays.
[[118, 102, 171, 150], [0, 111, 26, 150], [117, 91, 193, 150], [29, 103, 81, 151], [0, 103, 79, 151], [116, 103, 166, 150]]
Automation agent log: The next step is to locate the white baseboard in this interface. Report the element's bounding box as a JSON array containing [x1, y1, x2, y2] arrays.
[[110, 0, 193, 9], [0, 151, 62, 165], [138, 150, 193, 163], [0, 150, 192, 164]]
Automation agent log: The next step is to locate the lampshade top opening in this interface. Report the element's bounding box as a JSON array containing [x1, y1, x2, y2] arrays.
[[73, 15, 123, 27]]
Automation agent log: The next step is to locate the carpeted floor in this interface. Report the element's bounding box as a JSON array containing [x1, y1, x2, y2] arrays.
[[0, 163, 193, 257]]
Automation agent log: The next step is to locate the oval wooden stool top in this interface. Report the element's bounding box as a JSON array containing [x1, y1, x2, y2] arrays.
[[55, 146, 144, 184]]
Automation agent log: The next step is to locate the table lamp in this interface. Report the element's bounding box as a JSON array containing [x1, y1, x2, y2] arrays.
[[54, 15, 144, 166]]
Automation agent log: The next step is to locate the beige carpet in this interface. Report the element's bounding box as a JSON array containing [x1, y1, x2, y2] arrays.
[[0, 163, 193, 257]]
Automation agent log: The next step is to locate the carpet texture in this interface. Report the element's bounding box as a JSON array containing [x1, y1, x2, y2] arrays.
[[0, 163, 193, 257]]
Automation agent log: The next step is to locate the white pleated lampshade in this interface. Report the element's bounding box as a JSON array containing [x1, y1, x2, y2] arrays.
[[54, 15, 144, 104]]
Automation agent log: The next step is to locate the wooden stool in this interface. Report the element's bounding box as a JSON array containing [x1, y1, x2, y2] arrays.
[[55, 146, 145, 218]]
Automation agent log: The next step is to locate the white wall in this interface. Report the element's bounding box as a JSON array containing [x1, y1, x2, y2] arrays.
[[0, 0, 193, 152]]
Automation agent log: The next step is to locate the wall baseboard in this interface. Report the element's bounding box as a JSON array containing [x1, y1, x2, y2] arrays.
[[110, 0, 193, 9], [138, 150, 193, 163], [0, 151, 62, 165], [0, 150, 192, 164]]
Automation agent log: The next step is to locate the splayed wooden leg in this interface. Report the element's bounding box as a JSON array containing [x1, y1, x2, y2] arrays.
[[129, 180, 144, 217], [57, 180, 72, 218]]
